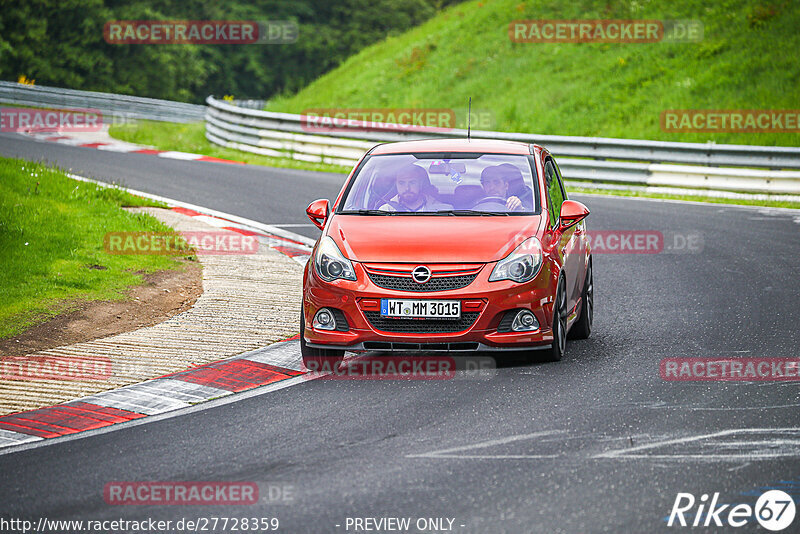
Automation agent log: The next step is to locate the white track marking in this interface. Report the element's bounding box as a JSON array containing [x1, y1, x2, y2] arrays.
[[0, 429, 42, 447], [65, 172, 316, 247], [0, 367, 324, 457], [96, 144, 144, 152], [415, 454, 561, 459], [241, 339, 303, 372], [594, 428, 800, 460], [157, 151, 204, 160], [80, 383, 193, 415], [128, 379, 233, 404], [406, 428, 800, 462], [406, 430, 564, 459], [47, 137, 90, 146], [727, 462, 752, 472], [640, 403, 800, 411]]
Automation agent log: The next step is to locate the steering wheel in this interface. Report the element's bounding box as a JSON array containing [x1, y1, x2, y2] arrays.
[[472, 196, 508, 210]]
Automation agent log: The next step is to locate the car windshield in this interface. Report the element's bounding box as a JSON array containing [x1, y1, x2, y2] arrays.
[[338, 153, 539, 215]]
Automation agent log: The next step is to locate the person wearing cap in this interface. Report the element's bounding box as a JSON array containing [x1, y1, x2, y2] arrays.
[[378, 164, 452, 212]]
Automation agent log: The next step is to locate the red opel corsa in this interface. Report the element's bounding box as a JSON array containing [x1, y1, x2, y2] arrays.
[[301, 139, 592, 368]]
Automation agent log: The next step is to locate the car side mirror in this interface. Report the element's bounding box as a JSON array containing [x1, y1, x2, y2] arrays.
[[559, 200, 590, 230], [306, 199, 330, 230]]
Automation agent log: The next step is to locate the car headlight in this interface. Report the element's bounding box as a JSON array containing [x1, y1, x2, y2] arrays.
[[489, 237, 543, 283], [314, 236, 356, 282]]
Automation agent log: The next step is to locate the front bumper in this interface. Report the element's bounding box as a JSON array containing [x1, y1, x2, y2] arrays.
[[305, 340, 552, 352], [303, 260, 557, 351]]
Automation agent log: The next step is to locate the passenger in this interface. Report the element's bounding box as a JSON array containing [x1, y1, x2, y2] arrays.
[[479, 165, 524, 211], [378, 164, 452, 212]]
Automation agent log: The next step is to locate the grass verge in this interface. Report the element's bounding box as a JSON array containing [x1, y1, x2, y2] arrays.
[[0, 157, 196, 339], [267, 0, 800, 147]]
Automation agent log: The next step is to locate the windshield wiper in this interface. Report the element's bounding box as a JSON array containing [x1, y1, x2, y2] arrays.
[[339, 209, 398, 215], [340, 209, 509, 216], [433, 210, 510, 216]]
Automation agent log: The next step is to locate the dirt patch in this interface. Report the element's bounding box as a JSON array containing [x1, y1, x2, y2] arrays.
[[0, 261, 203, 357]]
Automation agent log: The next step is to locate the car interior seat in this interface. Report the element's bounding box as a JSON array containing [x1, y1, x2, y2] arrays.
[[453, 184, 486, 209], [368, 174, 398, 209]]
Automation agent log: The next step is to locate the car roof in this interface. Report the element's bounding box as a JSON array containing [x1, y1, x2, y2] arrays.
[[369, 138, 534, 155]]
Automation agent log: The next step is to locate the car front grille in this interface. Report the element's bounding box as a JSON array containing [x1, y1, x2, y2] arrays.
[[366, 272, 479, 292], [363, 311, 480, 333]]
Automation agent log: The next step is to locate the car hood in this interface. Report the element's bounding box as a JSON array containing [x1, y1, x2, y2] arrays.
[[327, 215, 544, 263]]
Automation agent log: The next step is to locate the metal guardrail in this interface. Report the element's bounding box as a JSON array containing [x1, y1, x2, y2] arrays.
[[204, 96, 800, 194], [0, 81, 205, 123], [233, 99, 269, 110]]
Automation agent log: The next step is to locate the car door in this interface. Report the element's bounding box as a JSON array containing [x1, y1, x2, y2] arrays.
[[544, 156, 580, 312]]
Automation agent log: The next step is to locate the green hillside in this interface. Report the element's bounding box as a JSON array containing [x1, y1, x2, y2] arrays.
[[269, 0, 800, 147]]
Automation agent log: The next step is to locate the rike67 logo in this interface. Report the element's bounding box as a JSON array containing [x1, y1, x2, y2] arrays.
[[668, 490, 796, 531]]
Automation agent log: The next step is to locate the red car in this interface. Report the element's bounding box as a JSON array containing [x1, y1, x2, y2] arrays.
[[301, 139, 592, 368]]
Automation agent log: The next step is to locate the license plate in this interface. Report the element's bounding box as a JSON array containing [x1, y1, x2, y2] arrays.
[[380, 299, 461, 319]]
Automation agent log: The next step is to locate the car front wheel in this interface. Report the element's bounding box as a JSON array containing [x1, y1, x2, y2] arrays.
[[543, 277, 567, 362], [569, 260, 593, 340], [300, 312, 344, 371]]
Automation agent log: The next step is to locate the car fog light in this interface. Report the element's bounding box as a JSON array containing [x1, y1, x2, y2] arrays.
[[313, 308, 337, 330], [511, 310, 539, 332]]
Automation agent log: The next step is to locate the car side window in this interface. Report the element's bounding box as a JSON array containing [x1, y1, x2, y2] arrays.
[[544, 158, 564, 228], [552, 157, 568, 201]]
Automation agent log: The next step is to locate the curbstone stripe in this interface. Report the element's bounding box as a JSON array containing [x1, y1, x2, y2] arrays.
[[19, 129, 247, 165], [0, 338, 305, 449]]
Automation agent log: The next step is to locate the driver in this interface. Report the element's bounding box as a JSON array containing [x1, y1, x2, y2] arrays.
[[378, 164, 452, 212], [479, 165, 524, 211]]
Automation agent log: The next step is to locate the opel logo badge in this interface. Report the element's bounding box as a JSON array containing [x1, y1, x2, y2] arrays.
[[411, 265, 431, 284]]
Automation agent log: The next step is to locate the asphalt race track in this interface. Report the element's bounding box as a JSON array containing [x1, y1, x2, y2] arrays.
[[1, 133, 800, 533]]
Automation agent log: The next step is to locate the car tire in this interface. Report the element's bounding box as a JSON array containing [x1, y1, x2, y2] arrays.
[[300, 312, 344, 371], [543, 277, 568, 362], [568, 259, 593, 340]]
